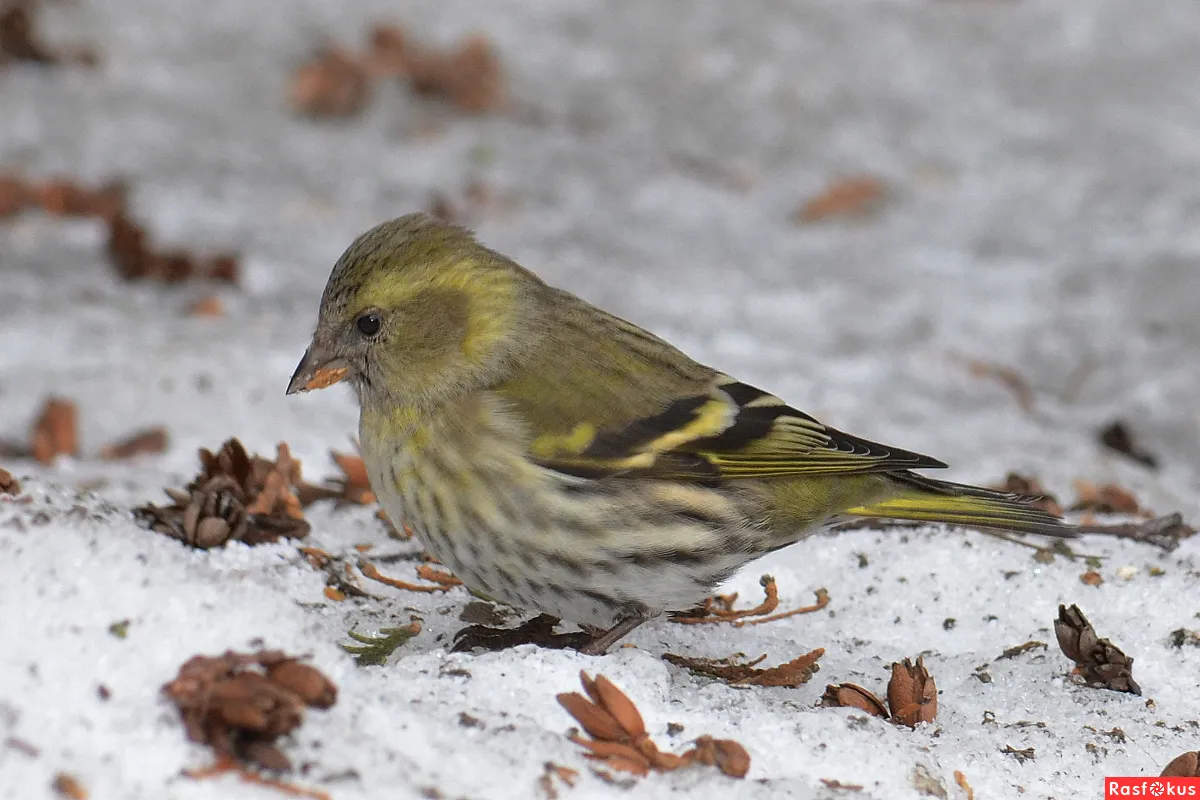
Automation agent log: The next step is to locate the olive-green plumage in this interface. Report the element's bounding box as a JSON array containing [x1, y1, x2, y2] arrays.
[[288, 213, 1068, 653]]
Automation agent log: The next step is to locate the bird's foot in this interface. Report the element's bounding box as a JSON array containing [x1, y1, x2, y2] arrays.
[[576, 614, 652, 655], [450, 614, 591, 653]]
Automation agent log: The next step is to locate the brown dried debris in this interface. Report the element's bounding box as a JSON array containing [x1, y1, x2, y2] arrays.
[[359, 559, 461, 593], [1169, 628, 1200, 648], [297, 546, 332, 569], [1162, 752, 1200, 778], [887, 657, 938, 727], [664, 649, 824, 688], [288, 48, 371, 119], [1073, 513, 1195, 552], [0, 171, 239, 284], [164, 649, 336, 775], [363, 24, 409, 77], [107, 207, 240, 284], [416, 563, 461, 587], [427, 179, 519, 225], [557, 672, 749, 779], [98, 426, 168, 460], [1000, 745, 1035, 763], [1098, 420, 1158, 469], [0, 1, 96, 68], [820, 683, 889, 718], [538, 762, 579, 799], [0, 173, 123, 219], [795, 176, 886, 223], [954, 770, 976, 800], [243, 445, 304, 520], [669, 152, 758, 193], [1069, 481, 1141, 515], [670, 575, 829, 627], [0, 172, 29, 216], [184, 755, 330, 800], [135, 439, 311, 548], [38, 178, 125, 218], [297, 450, 375, 507], [405, 33, 505, 113], [910, 764, 946, 796], [264, 658, 337, 708], [819, 778, 864, 792], [997, 640, 1047, 660], [1054, 604, 1140, 695], [451, 612, 590, 653], [690, 736, 751, 780], [364, 23, 505, 112], [963, 359, 1035, 412], [296, 548, 380, 601], [0, 466, 21, 496], [4, 735, 39, 756], [30, 396, 77, 464], [188, 295, 225, 318], [459, 600, 513, 627], [1080, 569, 1103, 587], [990, 473, 1063, 516], [289, 23, 505, 121], [377, 509, 415, 540], [331, 452, 370, 500], [51, 773, 87, 799]]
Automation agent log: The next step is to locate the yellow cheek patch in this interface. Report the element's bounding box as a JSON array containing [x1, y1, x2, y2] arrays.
[[304, 366, 349, 390]]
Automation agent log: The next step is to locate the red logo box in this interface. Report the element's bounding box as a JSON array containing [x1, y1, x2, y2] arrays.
[[1106, 778, 1200, 797]]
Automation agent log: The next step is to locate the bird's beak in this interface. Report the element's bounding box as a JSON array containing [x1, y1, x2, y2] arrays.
[[286, 343, 350, 395]]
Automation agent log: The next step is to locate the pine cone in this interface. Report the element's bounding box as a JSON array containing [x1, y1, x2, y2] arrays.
[[1054, 604, 1141, 695], [135, 438, 310, 548], [137, 475, 248, 548], [163, 649, 337, 773]]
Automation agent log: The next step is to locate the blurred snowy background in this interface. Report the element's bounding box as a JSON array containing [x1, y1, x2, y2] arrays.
[[1, 1, 1198, 798]]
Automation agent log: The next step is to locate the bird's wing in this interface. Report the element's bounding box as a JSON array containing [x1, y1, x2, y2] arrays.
[[518, 375, 947, 483]]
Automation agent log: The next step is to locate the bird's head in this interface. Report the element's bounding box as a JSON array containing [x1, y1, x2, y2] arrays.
[[287, 213, 542, 409]]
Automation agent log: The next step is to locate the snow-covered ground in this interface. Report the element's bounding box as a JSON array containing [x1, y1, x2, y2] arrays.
[[3, 1, 1199, 798]]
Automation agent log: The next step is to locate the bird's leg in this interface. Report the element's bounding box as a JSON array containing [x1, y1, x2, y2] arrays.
[[451, 613, 592, 653], [577, 612, 654, 656]]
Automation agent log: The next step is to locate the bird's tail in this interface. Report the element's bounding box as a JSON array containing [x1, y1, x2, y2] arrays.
[[845, 474, 1071, 537]]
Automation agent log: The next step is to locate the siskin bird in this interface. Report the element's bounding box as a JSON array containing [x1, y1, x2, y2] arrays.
[[288, 213, 1069, 654]]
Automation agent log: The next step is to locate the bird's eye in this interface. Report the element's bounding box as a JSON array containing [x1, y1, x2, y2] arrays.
[[355, 312, 382, 337]]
